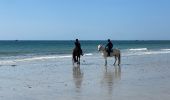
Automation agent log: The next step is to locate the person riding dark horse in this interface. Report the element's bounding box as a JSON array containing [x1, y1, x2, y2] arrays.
[[105, 39, 113, 56], [75, 39, 83, 56]]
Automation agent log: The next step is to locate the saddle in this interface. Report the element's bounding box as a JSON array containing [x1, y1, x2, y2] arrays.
[[106, 48, 113, 56], [74, 47, 83, 55], [105, 48, 113, 52]]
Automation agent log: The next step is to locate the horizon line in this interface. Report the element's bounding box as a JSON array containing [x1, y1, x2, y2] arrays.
[[0, 39, 169, 41]]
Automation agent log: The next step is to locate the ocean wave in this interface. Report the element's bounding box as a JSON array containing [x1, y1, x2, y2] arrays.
[[161, 49, 170, 51], [129, 48, 148, 51], [0, 60, 16, 65], [84, 53, 93, 56], [20, 53, 93, 61], [124, 49, 170, 56], [0, 53, 94, 65], [0, 55, 72, 65], [16, 55, 72, 62], [145, 50, 170, 55]]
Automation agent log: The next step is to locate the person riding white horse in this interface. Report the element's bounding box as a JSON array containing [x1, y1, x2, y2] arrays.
[[98, 44, 121, 66]]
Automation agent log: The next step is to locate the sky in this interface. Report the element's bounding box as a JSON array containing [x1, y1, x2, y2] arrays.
[[0, 0, 170, 40]]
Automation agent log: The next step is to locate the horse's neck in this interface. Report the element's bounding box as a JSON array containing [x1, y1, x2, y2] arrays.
[[101, 48, 107, 55], [101, 47, 106, 51]]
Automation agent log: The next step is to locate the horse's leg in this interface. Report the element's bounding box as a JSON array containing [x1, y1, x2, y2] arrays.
[[114, 56, 117, 65], [105, 58, 107, 66], [78, 56, 80, 64], [76, 56, 80, 65], [77, 64, 80, 70], [118, 54, 121, 66], [72, 53, 76, 65], [76, 56, 79, 64], [72, 58, 74, 66]]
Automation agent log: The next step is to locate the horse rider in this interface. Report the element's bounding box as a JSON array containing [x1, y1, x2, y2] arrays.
[[75, 39, 83, 56], [105, 39, 113, 56]]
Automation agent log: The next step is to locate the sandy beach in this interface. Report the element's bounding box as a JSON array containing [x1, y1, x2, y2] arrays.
[[1, 0, 170, 99], [0, 53, 169, 100]]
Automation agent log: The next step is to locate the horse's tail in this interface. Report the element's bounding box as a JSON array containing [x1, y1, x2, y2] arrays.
[[118, 53, 121, 65]]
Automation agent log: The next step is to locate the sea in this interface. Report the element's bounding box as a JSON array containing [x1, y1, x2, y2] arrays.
[[0, 40, 170, 65]]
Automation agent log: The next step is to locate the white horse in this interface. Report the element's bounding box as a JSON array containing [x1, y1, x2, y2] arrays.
[[98, 45, 121, 66]]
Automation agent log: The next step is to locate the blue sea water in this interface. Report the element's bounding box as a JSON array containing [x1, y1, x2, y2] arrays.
[[0, 40, 170, 64]]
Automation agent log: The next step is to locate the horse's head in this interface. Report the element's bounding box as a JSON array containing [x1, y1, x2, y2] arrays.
[[98, 45, 103, 51]]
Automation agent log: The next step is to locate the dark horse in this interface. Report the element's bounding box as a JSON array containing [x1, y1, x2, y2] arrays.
[[72, 47, 81, 65]]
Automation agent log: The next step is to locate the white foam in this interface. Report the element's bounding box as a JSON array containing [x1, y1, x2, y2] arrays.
[[124, 50, 170, 56], [145, 51, 170, 55], [0, 60, 16, 65], [0, 55, 73, 65], [0, 53, 95, 65], [20, 53, 93, 62], [161, 49, 170, 51], [17, 55, 72, 62], [129, 48, 148, 51], [84, 53, 93, 56]]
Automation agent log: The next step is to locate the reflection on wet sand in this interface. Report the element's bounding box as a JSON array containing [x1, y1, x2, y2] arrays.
[[101, 65, 121, 94], [72, 65, 83, 90]]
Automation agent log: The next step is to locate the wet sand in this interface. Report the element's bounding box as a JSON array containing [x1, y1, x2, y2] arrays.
[[0, 54, 170, 100]]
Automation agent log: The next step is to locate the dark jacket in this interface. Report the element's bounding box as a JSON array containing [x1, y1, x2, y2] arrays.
[[75, 41, 81, 49], [106, 41, 113, 50], [75, 41, 83, 55]]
